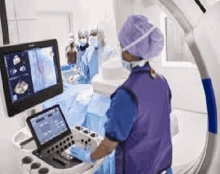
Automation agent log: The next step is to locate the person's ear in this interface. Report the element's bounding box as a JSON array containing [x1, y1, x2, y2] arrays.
[[123, 51, 133, 62]]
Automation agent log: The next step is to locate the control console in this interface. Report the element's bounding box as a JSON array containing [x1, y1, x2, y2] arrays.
[[32, 126, 99, 169]]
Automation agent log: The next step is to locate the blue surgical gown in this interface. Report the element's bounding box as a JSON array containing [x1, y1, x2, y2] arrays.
[[75, 45, 117, 84], [75, 49, 90, 84], [87, 47, 99, 83], [104, 88, 137, 142]]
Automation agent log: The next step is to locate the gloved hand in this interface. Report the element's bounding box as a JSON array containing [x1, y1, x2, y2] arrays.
[[72, 67, 78, 73], [69, 144, 94, 164]]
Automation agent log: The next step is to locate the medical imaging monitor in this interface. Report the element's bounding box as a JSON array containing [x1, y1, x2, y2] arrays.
[[0, 39, 63, 117]]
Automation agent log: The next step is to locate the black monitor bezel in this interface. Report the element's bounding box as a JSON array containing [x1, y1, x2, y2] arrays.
[[26, 104, 71, 150], [0, 39, 63, 117]]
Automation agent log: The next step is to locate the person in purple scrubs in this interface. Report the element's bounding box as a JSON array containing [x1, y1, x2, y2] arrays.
[[70, 15, 173, 174]]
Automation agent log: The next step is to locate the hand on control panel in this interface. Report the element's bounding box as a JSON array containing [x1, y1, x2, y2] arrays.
[[69, 144, 94, 164]]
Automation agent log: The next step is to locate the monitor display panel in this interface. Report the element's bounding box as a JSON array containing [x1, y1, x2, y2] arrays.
[[0, 39, 63, 117], [27, 105, 71, 148]]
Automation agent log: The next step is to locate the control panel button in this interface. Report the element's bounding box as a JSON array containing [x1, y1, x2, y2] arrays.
[[75, 126, 82, 130], [83, 130, 89, 134], [90, 133, 97, 137]]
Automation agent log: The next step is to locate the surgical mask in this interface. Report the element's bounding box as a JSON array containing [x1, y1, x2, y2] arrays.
[[89, 37, 98, 47], [79, 39, 87, 46], [121, 59, 132, 71]]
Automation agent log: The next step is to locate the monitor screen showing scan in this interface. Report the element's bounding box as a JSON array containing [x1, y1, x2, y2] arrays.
[[0, 39, 63, 117], [4, 46, 57, 103], [28, 105, 70, 146]]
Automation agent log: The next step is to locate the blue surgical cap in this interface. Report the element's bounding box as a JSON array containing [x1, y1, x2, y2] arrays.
[[118, 15, 164, 60], [78, 29, 89, 38]]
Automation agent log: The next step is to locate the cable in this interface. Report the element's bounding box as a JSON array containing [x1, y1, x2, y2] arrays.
[[0, 0, 10, 44], [195, 0, 206, 13], [12, 0, 20, 43]]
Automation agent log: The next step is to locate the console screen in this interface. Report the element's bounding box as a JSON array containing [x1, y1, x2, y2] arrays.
[[29, 106, 68, 145]]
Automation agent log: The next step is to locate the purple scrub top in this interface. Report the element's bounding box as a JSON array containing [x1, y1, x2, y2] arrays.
[[110, 62, 172, 174]]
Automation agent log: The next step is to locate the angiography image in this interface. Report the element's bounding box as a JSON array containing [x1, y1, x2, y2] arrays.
[[28, 46, 57, 93]]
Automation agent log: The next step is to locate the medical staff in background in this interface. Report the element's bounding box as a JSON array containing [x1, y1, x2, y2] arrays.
[[69, 29, 90, 84], [89, 26, 99, 49], [87, 25, 118, 83], [96, 26, 117, 68], [86, 26, 100, 83], [70, 15, 173, 174], [77, 29, 90, 53]]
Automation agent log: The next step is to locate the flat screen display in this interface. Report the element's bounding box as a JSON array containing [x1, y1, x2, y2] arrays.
[[28, 105, 70, 146], [0, 39, 63, 117]]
